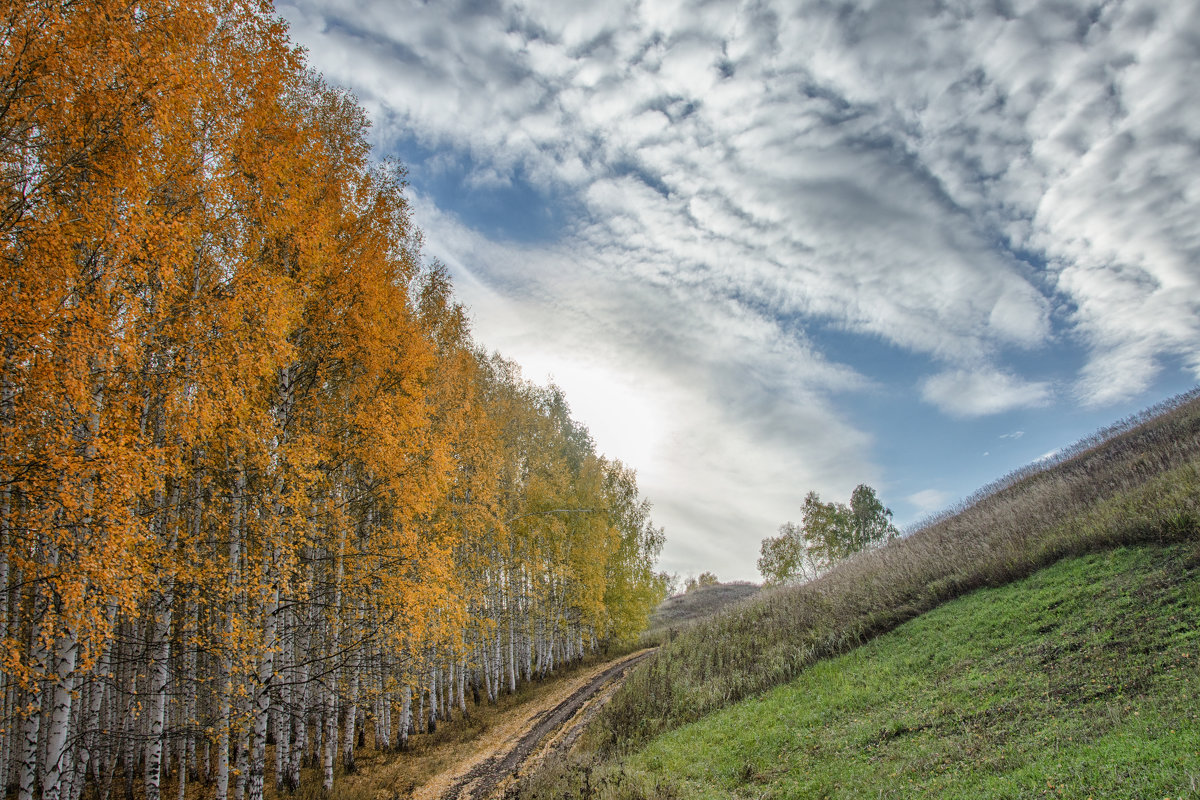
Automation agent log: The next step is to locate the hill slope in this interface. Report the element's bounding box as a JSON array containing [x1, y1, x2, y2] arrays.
[[644, 582, 761, 638], [514, 389, 1200, 798], [524, 545, 1199, 798], [614, 545, 1200, 798], [598, 389, 1200, 751]]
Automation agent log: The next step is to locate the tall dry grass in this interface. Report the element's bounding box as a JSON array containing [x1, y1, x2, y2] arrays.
[[592, 388, 1200, 753], [642, 582, 760, 639]]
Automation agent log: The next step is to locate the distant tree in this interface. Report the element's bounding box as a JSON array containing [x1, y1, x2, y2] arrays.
[[757, 521, 823, 586], [684, 571, 720, 593], [846, 483, 900, 551], [759, 485, 898, 585]]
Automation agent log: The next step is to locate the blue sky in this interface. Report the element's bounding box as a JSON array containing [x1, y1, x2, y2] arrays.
[[277, 0, 1200, 582]]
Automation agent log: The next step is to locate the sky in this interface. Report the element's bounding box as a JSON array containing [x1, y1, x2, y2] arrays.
[[276, 0, 1200, 583]]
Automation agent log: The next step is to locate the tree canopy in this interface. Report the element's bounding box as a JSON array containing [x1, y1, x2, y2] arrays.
[[0, 3, 666, 798], [758, 485, 898, 586], [684, 571, 720, 593]]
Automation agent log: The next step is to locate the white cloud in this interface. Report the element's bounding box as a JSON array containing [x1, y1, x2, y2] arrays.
[[277, 0, 1200, 577], [1036, 448, 1062, 463], [907, 489, 951, 514], [790, 0, 1200, 404], [413, 194, 875, 580], [281, 0, 1057, 365], [921, 368, 1053, 418]]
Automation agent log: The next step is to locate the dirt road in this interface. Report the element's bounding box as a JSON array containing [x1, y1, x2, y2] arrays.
[[414, 649, 655, 800]]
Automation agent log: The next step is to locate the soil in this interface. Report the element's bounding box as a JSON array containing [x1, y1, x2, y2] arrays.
[[414, 649, 655, 800]]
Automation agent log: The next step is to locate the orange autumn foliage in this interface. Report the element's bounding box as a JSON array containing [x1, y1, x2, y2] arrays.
[[0, 2, 666, 798]]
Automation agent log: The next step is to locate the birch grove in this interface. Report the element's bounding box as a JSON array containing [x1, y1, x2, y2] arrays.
[[0, 1, 669, 797]]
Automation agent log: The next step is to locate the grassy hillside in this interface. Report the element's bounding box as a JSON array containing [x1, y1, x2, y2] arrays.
[[595, 389, 1200, 752], [514, 388, 1200, 798], [644, 582, 760, 639], [538, 545, 1200, 798]]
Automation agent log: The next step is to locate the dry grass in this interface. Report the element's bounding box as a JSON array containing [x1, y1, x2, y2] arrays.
[[542, 544, 1200, 799], [642, 582, 760, 642], [590, 388, 1200, 754]]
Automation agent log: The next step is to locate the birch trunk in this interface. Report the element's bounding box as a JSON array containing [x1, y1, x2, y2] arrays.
[[492, 633, 502, 697], [1, 680, 14, 797], [506, 611, 517, 694], [216, 463, 245, 800], [143, 570, 174, 800], [321, 685, 336, 792], [62, 687, 85, 800], [322, 512, 346, 793], [286, 566, 315, 790], [72, 604, 112, 796], [121, 648, 139, 800], [179, 598, 199, 785], [234, 726, 249, 800], [397, 684, 411, 750], [428, 666, 438, 732], [457, 658, 467, 715], [247, 571, 278, 800], [0, 340, 12, 788], [271, 613, 289, 791], [17, 617, 45, 800], [342, 647, 359, 773]]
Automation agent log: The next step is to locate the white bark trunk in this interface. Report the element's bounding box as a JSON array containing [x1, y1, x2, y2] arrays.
[[41, 632, 78, 800], [142, 588, 172, 800], [17, 611, 46, 800], [456, 658, 467, 715], [506, 613, 517, 694], [286, 576, 314, 791], [216, 462, 245, 800], [321, 686, 336, 792], [428, 666, 439, 731], [397, 684, 412, 750], [342, 648, 359, 773], [233, 727, 249, 800], [17, 688, 41, 800], [272, 675, 288, 792], [247, 574, 279, 800]]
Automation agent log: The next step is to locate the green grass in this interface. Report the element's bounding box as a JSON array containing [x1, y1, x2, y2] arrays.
[[609, 545, 1200, 799], [516, 395, 1200, 800], [516, 391, 1200, 799], [588, 391, 1200, 756]]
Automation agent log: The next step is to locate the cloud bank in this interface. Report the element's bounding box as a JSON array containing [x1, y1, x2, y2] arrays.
[[278, 0, 1200, 579]]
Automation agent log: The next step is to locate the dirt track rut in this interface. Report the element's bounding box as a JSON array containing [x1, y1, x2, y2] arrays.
[[432, 649, 654, 800]]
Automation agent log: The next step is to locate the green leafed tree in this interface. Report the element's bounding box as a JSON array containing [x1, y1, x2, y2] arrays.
[[684, 571, 720, 593], [759, 485, 898, 585], [757, 520, 824, 586]]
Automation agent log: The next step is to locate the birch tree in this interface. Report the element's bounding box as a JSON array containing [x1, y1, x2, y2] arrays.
[[0, 3, 668, 798]]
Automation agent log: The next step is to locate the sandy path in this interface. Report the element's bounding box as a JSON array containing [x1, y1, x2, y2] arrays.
[[412, 649, 655, 800]]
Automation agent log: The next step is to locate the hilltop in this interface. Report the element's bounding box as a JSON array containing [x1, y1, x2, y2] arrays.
[[645, 582, 761, 638]]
